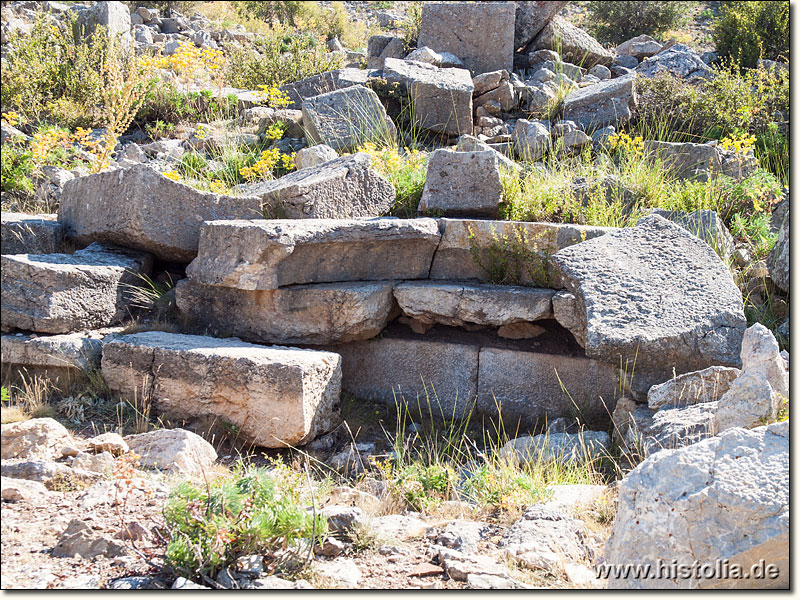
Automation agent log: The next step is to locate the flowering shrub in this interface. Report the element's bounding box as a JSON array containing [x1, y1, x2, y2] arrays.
[[239, 149, 295, 181], [358, 142, 428, 217], [257, 85, 292, 108]]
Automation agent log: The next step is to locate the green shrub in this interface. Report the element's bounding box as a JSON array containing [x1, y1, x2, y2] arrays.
[[713, 1, 789, 69], [135, 85, 238, 134], [235, 1, 318, 27], [586, 1, 693, 45], [0, 143, 35, 194], [163, 467, 326, 581]]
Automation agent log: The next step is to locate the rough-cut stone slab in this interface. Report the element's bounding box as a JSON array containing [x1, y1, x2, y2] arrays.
[[185, 218, 440, 290], [551, 214, 746, 387], [606, 421, 788, 589], [1, 243, 152, 334], [514, 1, 568, 52], [636, 43, 711, 79], [58, 165, 263, 263], [174, 279, 395, 345], [102, 332, 341, 448], [562, 75, 636, 131], [647, 365, 741, 409], [243, 153, 395, 220], [650, 208, 735, 260], [643, 140, 718, 181], [1, 212, 64, 255], [430, 218, 614, 287], [302, 85, 396, 152], [529, 16, 613, 68], [418, 149, 505, 218], [477, 348, 619, 426], [501, 431, 610, 463], [331, 336, 479, 418], [383, 58, 473, 136], [280, 68, 377, 109], [768, 208, 789, 293], [394, 281, 553, 328], [124, 428, 217, 474], [1, 331, 110, 372], [417, 2, 515, 74], [624, 401, 718, 456]]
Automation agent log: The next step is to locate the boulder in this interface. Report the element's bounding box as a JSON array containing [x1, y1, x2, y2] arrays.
[[552, 291, 587, 347], [623, 401, 718, 456], [615, 34, 663, 61], [302, 85, 396, 152], [649, 208, 735, 260], [605, 421, 788, 589], [643, 140, 719, 181], [636, 43, 711, 79], [455, 135, 519, 170], [321, 505, 366, 535], [185, 218, 440, 289], [294, 144, 338, 170], [739, 323, 789, 399], [1, 212, 64, 255], [418, 149, 505, 218], [768, 209, 789, 293], [175, 280, 395, 345], [562, 75, 636, 131], [103, 332, 341, 448], [53, 519, 127, 559], [529, 16, 613, 68], [75, 1, 130, 40], [124, 429, 217, 474], [511, 118, 551, 160], [417, 2, 515, 74], [394, 281, 554, 328], [86, 432, 128, 456], [500, 431, 610, 463], [242, 153, 395, 219], [551, 214, 746, 395], [383, 58, 474, 136], [368, 514, 427, 540], [0, 459, 100, 488], [514, 1, 569, 52], [438, 547, 509, 582], [367, 34, 406, 69], [1, 418, 74, 461], [1, 476, 49, 503], [1, 243, 152, 334], [474, 81, 516, 112], [58, 165, 263, 263], [280, 68, 377, 109], [647, 366, 741, 409], [256, 108, 304, 138]]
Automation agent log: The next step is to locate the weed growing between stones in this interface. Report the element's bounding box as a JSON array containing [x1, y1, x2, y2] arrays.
[[467, 223, 555, 287], [358, 142, 428, 218]]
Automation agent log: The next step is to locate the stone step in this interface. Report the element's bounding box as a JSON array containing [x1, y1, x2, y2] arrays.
[[1, 243, 152, 334], [186, 217, 441, 290], [174, 279, 395, 346], [1, 212, 64, 255], [101, 332, 341, 448]]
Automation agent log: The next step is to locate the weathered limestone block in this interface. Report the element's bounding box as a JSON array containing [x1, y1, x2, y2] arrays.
[[185, 218, 440, 289], [280, 68, 377, 109], [529, 16, 613, 68], [1, 243, 152, 334], [562, 75, 636, 130], [514, 1, 569, 52], [647, 365, 741, 410], [1, 212, 64, 255], [174, 279, 395, 345], [1, 331, 108, 374], [102, 332, 342, 448]]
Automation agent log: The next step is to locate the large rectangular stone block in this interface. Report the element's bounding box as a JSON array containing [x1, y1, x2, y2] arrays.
[[1, 212, 64, 255], [101, 332, 341, 448], [186, 217, 440, 289]]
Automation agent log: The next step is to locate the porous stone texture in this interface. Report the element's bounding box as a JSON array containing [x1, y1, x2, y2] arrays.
[[301, 85, 396, 152], [417, 2, 515, 74], [624, 401, 718, 456], [647, 366, 741, 410], [511, 119, 551, 160], [332, 336, 479, 418], [605, 421, 788, 589], [175, 279, 395, 345], [429, 218, 614, 286], [650, 208, 735, 261], [636, 43, 712, 79], [514, 1, 568, 52], [243, 153, 395, 219], [280, 68, 376, 109], [1, 418, 74, 461], [551, 215, 746, 393], [529, 16, 613, 68], [58, 165, 263, 263], [1, 212, 64, 255], [456, 135, 519, 171], [478, 349, 619, 426], [768, 210, 789, 293], [383, 58, 474, 136], [1, 331, 108, 372], [1, 243, 152, 334], [552, 291, 586, 347], [124, 429, 217, 474], [418, 149, 505, 218], [562, 75, 636, 130], [394, 281, 554, 328], [186, 218, 440, 290], [102, 332, 342, 448], [294, 144, 338, 170]]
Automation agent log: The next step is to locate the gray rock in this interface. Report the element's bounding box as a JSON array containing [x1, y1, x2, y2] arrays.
[[437, 547, 509, 581], [383, 58, 474, 136], [280, 68, 377, 109], [1, 212, 64, 255], [295, 144, 338, 170], [501, 431, 610, 463], [466, 573, 533, 589], [171, 577, 209, 590], [552, 291, 586, 347], [417, 2, 515, 74], [529, 16, 613, 68], [740, 323, 789, 399], [53, 518, 127, 559], [1, 417, 74, 461], [242, 153, 395, 220], [636, 43, 711, 79], [186, 218, 439, 290], [615, 34, 663, 61], [394, 281, 553, 328], [643, 140, 719, 181], [625, 401, 718, 456], [33, 166, 75, 209], [1, 122, 31, 144], [72, 450, 115, 474], [418, 149, 504, 218], [321, 505, 365, 534], [455, 135, 519, 170], [649, 208, 735, 261], [605, 421, 788, 589], [302, 85, 396, 152], [175, 279, 395, 345], [587, 63, 611, 80], [256, 108, 304, 138], [315, 557, 362, 587], [75, 1, 130, 40], [124, 428, 217, 474], [246, 576, 313, 590], [1, 243, 152, 334], [367, 34, 406, 69], [1, 476, 49, 503], [768, 209, 789, 293], [474, 80, 516, 112], [58, 165, 262, 263], [514, 1, 568, 52], [551, 215, 746, 392], [511, 118, 551, 160], [562, 75, 636, 130], [1, 458, 100, 488], [133, 24, 153, 44], [1, 331, 107, 373], [405, 45, 442, 65], [103, 332, 341, 448], [647, 366, 741, 410], [108, 577, 165, 590], [540, 59, 585, 82]]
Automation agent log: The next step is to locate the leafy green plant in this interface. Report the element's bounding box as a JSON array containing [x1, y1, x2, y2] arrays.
[[586, 1, 693, 45], [358, 143, 428, 218], [712, 0, 789, 69], [0, 142, 35, 194], [466, 222, 556, 287], [163, 466, 326, 582]]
